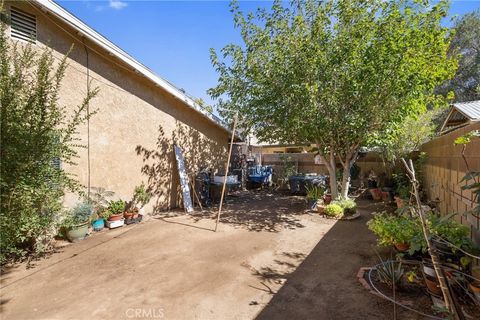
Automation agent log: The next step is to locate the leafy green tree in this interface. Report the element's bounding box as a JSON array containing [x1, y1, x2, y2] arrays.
[[372, 109, 442, 168], [438, 10, 480, 102], [0, 13, 98, 264], [209, 0, 456, 198]]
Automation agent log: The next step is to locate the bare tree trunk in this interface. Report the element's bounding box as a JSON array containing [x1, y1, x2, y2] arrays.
[[328, 152, 338, 199], [340, 166, 350, 198], [319, 152, 338, 199], [339, 150, 357, 199]]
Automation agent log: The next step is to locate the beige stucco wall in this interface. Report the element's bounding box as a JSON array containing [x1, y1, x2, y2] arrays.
[[6, 2, 229, 213]]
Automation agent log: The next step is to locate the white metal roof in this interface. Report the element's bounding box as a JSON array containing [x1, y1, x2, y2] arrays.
[[31, 0, 234, 136], [452, 100, 480, 120], [440, 100, 480, 134]]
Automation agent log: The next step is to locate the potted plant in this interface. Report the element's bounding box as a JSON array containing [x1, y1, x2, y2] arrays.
[[107, 200, 125, 221], [305, 185, 325, 211], [323, 193, 332, 205], [124, 183, 152, 222], [88, 187, 114, 231], [91, 209, 110, 231], [394, 186, 410, 208], [367, 213, 420, 253], [323, 203, 344, 219], [61, 202, 93, 242], [469, 266, 480, 303], [369, 188, 382, 201]]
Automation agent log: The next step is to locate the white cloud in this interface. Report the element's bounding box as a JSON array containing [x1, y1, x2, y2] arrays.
[[109, 0, 127, 10]]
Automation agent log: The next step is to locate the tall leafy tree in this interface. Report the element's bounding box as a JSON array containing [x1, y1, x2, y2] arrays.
[[438, 10, 480, 102], [209, 0, 456, 198]]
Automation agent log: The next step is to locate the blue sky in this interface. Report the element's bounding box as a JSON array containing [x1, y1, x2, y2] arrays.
[[57, 0, 480, 109]]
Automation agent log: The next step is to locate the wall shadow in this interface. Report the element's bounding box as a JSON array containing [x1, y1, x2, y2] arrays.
[[254, 203, 397, 320], [136, 122, 225, 213]]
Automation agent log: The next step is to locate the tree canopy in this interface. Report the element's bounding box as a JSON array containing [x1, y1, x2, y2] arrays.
[[437, 10, 480, 102], [209, 0, 457, 197]]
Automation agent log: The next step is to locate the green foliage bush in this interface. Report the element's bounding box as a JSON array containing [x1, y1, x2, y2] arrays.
[[0, 13, 97, 264], [332, 197, 357, 214], [367, 213, 421, 251], [427, 215, 475, 253], [324, 204, 344, 218], [368, 212, 477, 255]]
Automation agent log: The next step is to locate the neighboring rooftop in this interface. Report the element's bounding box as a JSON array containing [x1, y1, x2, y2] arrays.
[[440, 100, 480, 134]]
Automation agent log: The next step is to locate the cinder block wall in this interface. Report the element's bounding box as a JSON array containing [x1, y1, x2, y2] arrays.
[[420, 122, 480, 245], [7, 2, 229, 213]]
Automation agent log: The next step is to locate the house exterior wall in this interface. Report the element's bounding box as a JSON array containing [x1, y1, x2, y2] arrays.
[[6, 1, 229, 213], [420, 122, 480, 245]]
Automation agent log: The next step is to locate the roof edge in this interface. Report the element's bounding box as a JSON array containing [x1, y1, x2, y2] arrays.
[[33, 0, 237, 138]]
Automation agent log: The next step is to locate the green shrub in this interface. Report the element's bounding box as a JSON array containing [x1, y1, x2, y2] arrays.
[[332, 197, 357, 213], [0, 13, 98, 265], [427, 214, 475, 253], [324, 204, 344, 218]]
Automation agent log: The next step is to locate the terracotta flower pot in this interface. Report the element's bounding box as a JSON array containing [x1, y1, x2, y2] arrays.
[[469, 282, 480, 302], [317, 204, 326, 214], [394, 196, 404, 208], [425, 276, 442, 295], [394, 243, 410, 252], [108, 213, 123, 221], [369, 188, 382, 201], [323, 194, 332, 205], [123, 212, 139, 219], [381, 191, 389, 202]]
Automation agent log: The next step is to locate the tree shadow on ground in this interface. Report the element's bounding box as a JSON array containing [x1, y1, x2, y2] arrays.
[[248, 251, 307, 295], [254, 200, 418, 320], [136, 122, 226, 213], [173, 190, 309, 232], [218, 191, 306, 232]]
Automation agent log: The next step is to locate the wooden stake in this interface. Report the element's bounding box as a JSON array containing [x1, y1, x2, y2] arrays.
[[215, 114, 238, 232], [401, 158, 462, 320], [190, 180, 203, 211]]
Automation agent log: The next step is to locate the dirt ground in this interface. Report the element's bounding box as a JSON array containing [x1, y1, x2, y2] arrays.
[[1, 191, 414, 320]]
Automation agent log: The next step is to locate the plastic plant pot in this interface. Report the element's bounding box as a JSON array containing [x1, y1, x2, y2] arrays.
[[92, 219, 105, 231]]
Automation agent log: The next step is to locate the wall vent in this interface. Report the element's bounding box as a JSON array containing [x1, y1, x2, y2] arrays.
[[10, 7, 36, 43]]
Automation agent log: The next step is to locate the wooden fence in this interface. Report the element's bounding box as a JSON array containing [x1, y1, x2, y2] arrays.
[[420, 122, 480, 245]]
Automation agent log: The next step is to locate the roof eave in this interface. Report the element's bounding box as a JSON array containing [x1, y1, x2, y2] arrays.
[[32, 0, 241, 140]]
